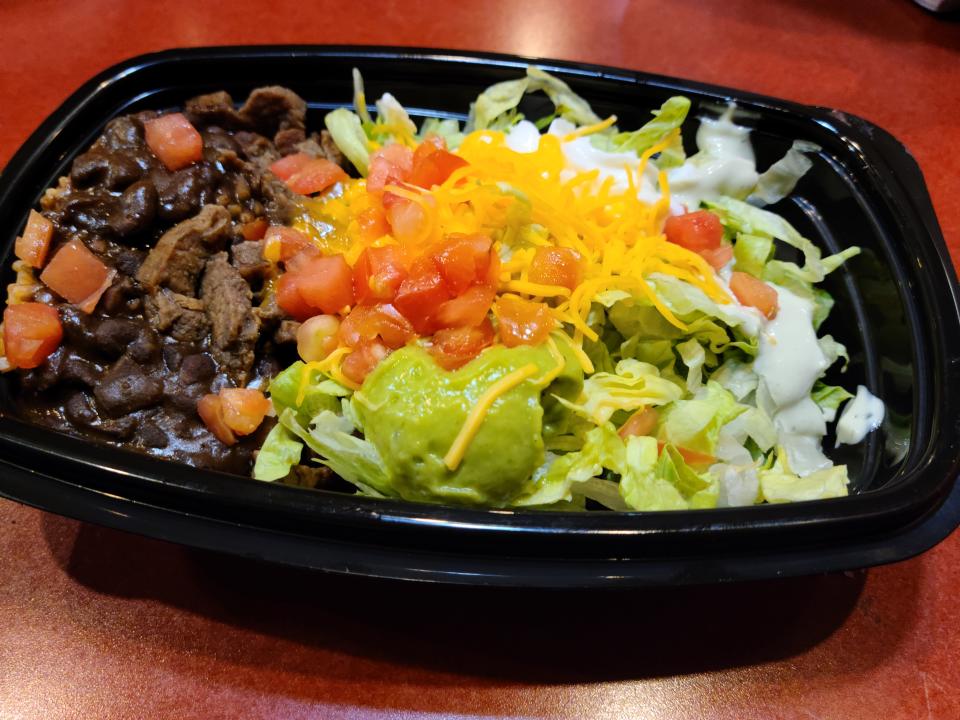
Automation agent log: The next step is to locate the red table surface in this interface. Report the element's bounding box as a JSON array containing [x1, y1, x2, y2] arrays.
[[1, 1, 959, 718]]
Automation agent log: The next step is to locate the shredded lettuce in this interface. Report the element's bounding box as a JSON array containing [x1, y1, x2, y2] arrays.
[[656, 382, 745, 456], [559, 358, 683, 425], [733, 233, 774, 278], [591, 96, 691, 159], [811, 383, 855, 422], [351, 67, 373, 125], [282, 408, 392, 497], [759, 452, 849, 502], [619, 435, 688, 511], [708, 197, 861, 285], [525, 66, 602, 127], [324, 108, 371, 175], [253, 423, 303, 482], [418, 117, 465, 149], [747, 140, 819, 206]]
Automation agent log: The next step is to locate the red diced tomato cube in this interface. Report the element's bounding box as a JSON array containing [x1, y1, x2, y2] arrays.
[[144, 113, 203, 171], [2, 303, 63, 369]]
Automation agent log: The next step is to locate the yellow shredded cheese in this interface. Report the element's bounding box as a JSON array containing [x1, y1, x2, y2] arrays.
[[443, 363, 539, 471], [296, 347, 354, 404], [562, 115, 618, 141]]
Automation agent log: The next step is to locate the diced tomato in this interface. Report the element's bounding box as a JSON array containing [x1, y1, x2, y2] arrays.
[[295, 254, 355, 315], [40, 239, 115, 313], [352, 245, 408, 304], [528, 247, 584, 291], [263, 225, 315, 264], [275, 273, 315, 322], [219, 388, 272, 436], [415, 134, 446, 156], [729, 271, 779, 319], [366, 143, 414, 193], [393, 257, 452, 334], [434, 233, 493, 294], [700, 244, 734, 271], [658, 442, 716, 470], [297, 314, 341, 362], [269, 152, 313, 181], [197, 394, 237, 446], [2, 303, 62, 369], [409, 148, 468, 189], [356, 206, 390, 243], [618, 407, 659, 439], [144, 113, 203, 171], [15, 210, 54, 268], [341, 340, 389, 385], [429, 319, 495, 371], [435, 284, 496, 329], [384, 194, 431, 244], [495, 295, 556, 348], [240, 218, 268, 242], [664, 210, 723, 253], [285, 246, 322, 274], [339, 303, 415, 349], [285, 158, 349, 196]]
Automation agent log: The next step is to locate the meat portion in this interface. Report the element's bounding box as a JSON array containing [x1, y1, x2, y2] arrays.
[[201, 252, 260, 382], [239, 86, 307, 137], [274, 320, 300, 345], [136, 204, 231, 295], [144, 289, 209, 344], [94, 355, 164, 417], [184, 90, 246, 129], [231, 240, 269, 280]]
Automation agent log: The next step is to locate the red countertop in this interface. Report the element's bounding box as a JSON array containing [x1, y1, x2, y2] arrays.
[[1, 1, 959, 718]]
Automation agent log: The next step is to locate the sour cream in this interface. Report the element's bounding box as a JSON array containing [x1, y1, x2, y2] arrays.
[[836, 385, 885, 446], [753, 285, 834, 476], [667, 110, 760, 211]]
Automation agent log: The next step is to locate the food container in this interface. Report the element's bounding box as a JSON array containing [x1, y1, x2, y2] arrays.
[[1, 46, 958, 587]]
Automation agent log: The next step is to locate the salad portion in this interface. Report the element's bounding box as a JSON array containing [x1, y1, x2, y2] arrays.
[[250, 67, 881, 510]]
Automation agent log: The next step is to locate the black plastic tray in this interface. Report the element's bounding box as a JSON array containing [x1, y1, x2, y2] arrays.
[[1, 46, 958, 587]]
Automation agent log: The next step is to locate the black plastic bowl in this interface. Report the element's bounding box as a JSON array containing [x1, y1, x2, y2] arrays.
[[1, 47, 958, 587]]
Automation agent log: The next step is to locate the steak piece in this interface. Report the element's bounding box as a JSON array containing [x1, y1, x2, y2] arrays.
[[274, 319, 300, 344], [136, 204, 231, 295], [185, 90, 246, 129], [94, 356, 164, 417], [239, 86, 307, 137], [144, 288, 209, 344], [231, 240, 269, 280], [186, 86, 308, 145], [201, 252, 260, 382]]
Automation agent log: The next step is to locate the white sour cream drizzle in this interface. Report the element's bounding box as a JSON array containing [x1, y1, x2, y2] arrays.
[[667, 109, 760, 212], [753, 285, 833, 476], [836, 385, 885, 446]]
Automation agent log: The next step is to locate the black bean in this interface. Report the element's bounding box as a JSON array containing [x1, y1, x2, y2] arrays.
[[110, 180, 157, 237], [128, 328, 161, 364], [70, 150, 141, 191], [94, 356, 164, 417], [93, 318, 141, 358], [138, 422, 169, 448], [64, 392, 99, 427], [179, 353, 216, 385]]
